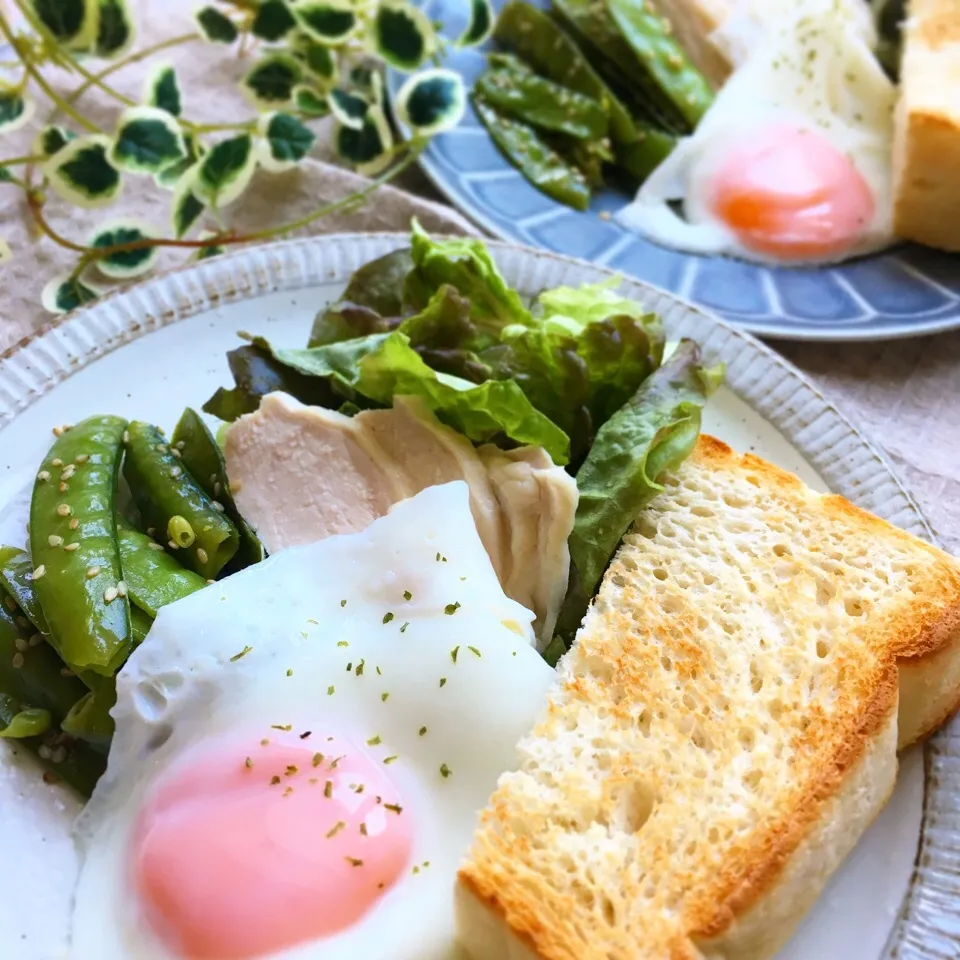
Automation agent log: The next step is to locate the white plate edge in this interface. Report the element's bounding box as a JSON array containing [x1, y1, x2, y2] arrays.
[[0, 232, 954, 959]]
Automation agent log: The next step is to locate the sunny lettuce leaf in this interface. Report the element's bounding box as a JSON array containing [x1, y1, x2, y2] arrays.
[[403, 219, 532, 337], [569, 339, 724, 597], [257, 332, 572, 463]]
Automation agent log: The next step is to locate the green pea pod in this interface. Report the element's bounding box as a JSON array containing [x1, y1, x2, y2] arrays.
[[614, 124, 677, 183], [0, 702, 51, 738], [493, 0, 637, 144], [171, 408, 264, 572], [62, 683, 116, 751], [477, 54, 609, 140], [551, 0, 689, 132], [0, 693, 106, 797], [117, 519, 207, 618], [0, 594, 88, 721], [545, 135, 611, 188], [474, 96, 591, 211], [130, 605, 153, 645], [29, 416, 132, 677], [0, 546, 50, 637], [124, 421, 239, 579], [604, 0, 713, 130]]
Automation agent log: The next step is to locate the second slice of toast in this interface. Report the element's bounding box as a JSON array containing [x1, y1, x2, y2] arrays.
[[456, 436, 960, 960]]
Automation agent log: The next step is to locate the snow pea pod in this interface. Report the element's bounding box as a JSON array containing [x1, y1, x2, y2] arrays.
[[493, 0, 637, 144], [117, 519, 207, 618], [29, 416, 132, 677], [614, 123, 677, 183], [171, 408, 264, 572], [477, 54, 609, 140], [62, 683, 116, 751], [123, 421, 239, 579], [604, 0, 713, 130], [550, 0, 691, 132], [0, 593, 87, 724], [0, 692, 106, 797], [0, 546, 50, 637], [474, 96, 591, 211]]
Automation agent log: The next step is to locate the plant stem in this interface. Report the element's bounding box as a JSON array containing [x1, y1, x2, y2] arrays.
[[26, 142, 425, 262], [0, 11, 100, 133], [0, 155, 46, 167], [62, 33, 200, 110]]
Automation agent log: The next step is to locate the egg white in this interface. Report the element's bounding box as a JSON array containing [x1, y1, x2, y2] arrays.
[[617, 0, 897, 266], [70, 482, 556, 960]]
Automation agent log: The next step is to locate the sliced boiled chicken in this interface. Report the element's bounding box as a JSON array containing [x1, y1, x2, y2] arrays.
[[224, 392, 578, 647]]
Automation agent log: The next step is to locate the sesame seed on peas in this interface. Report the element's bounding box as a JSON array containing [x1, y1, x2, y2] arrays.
[[37, 470, 50, 482], [103, 587, 119, 604], [68, 518, 79, 530], [86, 566, 100, 579], [64, 543, 79, 552], [47, 535, 63, 547], [51, 458, 63, 467], [32, 564, 46, 580], [56, 504, 71, 517]]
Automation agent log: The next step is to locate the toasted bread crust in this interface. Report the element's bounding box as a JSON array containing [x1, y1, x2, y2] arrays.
[[457, 436, 960, 960]]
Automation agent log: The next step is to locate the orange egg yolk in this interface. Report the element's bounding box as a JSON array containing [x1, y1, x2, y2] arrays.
[[708, 124, 874, 260], [131, 732, 414, 959]]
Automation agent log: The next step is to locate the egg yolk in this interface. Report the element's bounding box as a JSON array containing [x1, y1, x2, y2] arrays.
[[708, 124, 874, 260], [131, 732, 414, 959]]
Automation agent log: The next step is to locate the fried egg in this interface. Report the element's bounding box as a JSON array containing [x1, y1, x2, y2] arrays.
[[617, 1, 897, 265], [69, 482, 555, 959]]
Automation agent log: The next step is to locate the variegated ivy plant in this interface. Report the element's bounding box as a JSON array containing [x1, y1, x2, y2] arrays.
[[0, 0, 486, 313]]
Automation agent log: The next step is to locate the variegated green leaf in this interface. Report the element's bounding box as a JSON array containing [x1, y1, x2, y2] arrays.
[[293, 0, 358, 44], [28, 0, 97, 48], [293, 35, 336, 85], [0, 708, 52, 739], [94, 0, 134, 57], [372, 0, 436, 72], [395, 68, 465, 135], [155, 134, 204, 189], [41, 273, 103, 314], [195, 5, 238, 43], [457, 0, 493, 46], [193, 231, 226, 261], [46, 135, 123, 209], [293, 85, 329, 117], [329, 88, 367, 130], [0, 238, 12, 264], [193, 133, 256, 209], [242, 54, 303, 108], [336, 106, 394, 175], [89, 218, 160, 279], [34, 125, 77, 158], [110, 106, 187, 175], [257, 111, 316, 172], [0, 86, 34, 134], [172, 174, 205, 237], [144, 61, 182, 117], [252, 0, 297, 41]]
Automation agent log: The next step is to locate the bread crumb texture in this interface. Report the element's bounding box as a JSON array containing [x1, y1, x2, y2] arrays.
[[458, 436, 960, 960]]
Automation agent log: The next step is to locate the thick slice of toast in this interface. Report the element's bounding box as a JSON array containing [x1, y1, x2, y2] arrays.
[[456, 436, 960, 960], [893, 0, 960, 250]]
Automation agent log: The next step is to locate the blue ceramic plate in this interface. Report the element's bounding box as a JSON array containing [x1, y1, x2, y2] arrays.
[[387, 0, 960, 341]]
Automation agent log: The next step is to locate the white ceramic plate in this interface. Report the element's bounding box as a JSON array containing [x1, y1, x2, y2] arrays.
[[0, 235, 954, 960]]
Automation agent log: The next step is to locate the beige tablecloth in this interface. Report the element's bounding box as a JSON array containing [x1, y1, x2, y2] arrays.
[[1, 1, 958, 554]]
